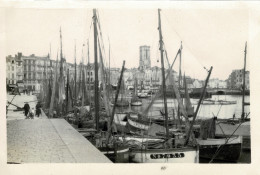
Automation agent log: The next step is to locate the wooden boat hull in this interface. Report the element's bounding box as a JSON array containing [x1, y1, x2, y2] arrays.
[[118, 136, 164, 144], [201, 100, 237, 105], [126, 116, 149, 134], [99, 146, 130, 163], [137, 92, 148, 98], [215, 121, 250, 150], [130, 147, 199, 163], [196, 136, 242, 162], [114, 113, 128, 133], [126, 115, 176, 135], [131, 101, 142, 106]]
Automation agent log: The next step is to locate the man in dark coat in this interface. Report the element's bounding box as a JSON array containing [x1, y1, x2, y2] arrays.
[[23, 102, 30, 118], [36, 102, 42, 117]]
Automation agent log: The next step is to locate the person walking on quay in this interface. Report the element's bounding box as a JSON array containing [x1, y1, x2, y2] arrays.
[[36, 102, 42, 117], [23, 102, 30, 119]]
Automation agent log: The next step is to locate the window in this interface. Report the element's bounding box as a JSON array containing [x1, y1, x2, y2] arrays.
[[12, 66, 14, 71], [8, 66, 10, 71], [12, 60, 14, 64], [12, 73, 14, 79]]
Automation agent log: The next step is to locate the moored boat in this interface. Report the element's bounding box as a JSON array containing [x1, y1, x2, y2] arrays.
[[130, 147, 199, 163], [138, 92, 148, 98], [196, 136, 242, 162], [215, 42, 250, 151], [99, 145, 130, 163], [131, 98, 142, 106], [215, 120, 250, 150]]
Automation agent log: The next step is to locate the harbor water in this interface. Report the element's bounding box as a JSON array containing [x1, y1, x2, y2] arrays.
[[114, 95, 250, 163], [116, 95, 250, 120]]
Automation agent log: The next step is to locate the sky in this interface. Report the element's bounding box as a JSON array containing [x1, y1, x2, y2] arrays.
[[5, 6, 250, 80]]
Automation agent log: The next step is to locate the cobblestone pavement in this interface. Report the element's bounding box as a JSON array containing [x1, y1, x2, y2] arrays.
[[6, 93, 111, 163], [7, 119, 111, 163], [7, 119, 76, 163]]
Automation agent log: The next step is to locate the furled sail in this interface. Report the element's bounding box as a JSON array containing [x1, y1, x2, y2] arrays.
[[183, 74, 194, 117]]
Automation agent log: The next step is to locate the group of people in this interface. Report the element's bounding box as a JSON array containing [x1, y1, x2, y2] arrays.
[[23, 102, 42, 119]]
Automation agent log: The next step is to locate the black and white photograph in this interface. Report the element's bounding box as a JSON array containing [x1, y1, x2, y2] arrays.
[[1, 1, 260, 174]]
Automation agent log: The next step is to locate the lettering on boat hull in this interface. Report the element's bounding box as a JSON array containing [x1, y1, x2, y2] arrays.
[[150, 153, 185, 159]]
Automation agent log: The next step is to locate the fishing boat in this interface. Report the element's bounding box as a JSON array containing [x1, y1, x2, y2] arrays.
[[128, 9, 201, 163], [137, 91, 148, 98], [81, 9, 130, 163], [201, 99, 237, 105], [131, 98, 142, 106], [196, 118, 242, 162], [215, 42, 250, 150], [215, 100, 237, 105], [201, 99, 215, 105], [131, 147, 198, 163], [196, 136, 242, 162], [215, 120, 250, 150]]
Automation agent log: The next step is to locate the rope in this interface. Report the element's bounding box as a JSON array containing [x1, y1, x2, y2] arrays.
[[162, 12, 208, 73]]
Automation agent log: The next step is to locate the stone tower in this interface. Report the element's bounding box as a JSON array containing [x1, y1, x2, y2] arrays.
[[139, 45, 151, 70]]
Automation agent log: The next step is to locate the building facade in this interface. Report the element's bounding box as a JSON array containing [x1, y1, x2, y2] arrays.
[[6, 53, 23, 85], [208, 78, 227, 89], [22, 54, 52, 91], [227, 69, 250, 90]]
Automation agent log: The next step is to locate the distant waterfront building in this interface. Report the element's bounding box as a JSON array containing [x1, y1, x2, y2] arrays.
[[22, 54, 52, 91], [192, 79, 203, 88], [139, 45, 151, 70], [6, 53, 23, 85], [208, 78, 227, 89], [227, 69, 250, 90]]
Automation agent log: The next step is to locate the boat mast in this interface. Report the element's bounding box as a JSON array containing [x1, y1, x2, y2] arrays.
[[59, 27, 64, 114], [242, 42, 247, 121], [158, 9, 169, 138], [107, 61, 125, 142], [98, 40, 112, 118], [81, 44, 85, 107], [178, 41, 183, 89], [93, 9, 99, 131], [185, 66, 213, 146], [49, 53, 58, 117], [74, 41, 77, 121], [108, 38, 111, 99], [66, 68, 69, 114], [87, 40, 91, 107]]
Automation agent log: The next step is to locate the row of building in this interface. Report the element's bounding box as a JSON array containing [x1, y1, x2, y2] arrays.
[[6, 45, 250, 92]]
